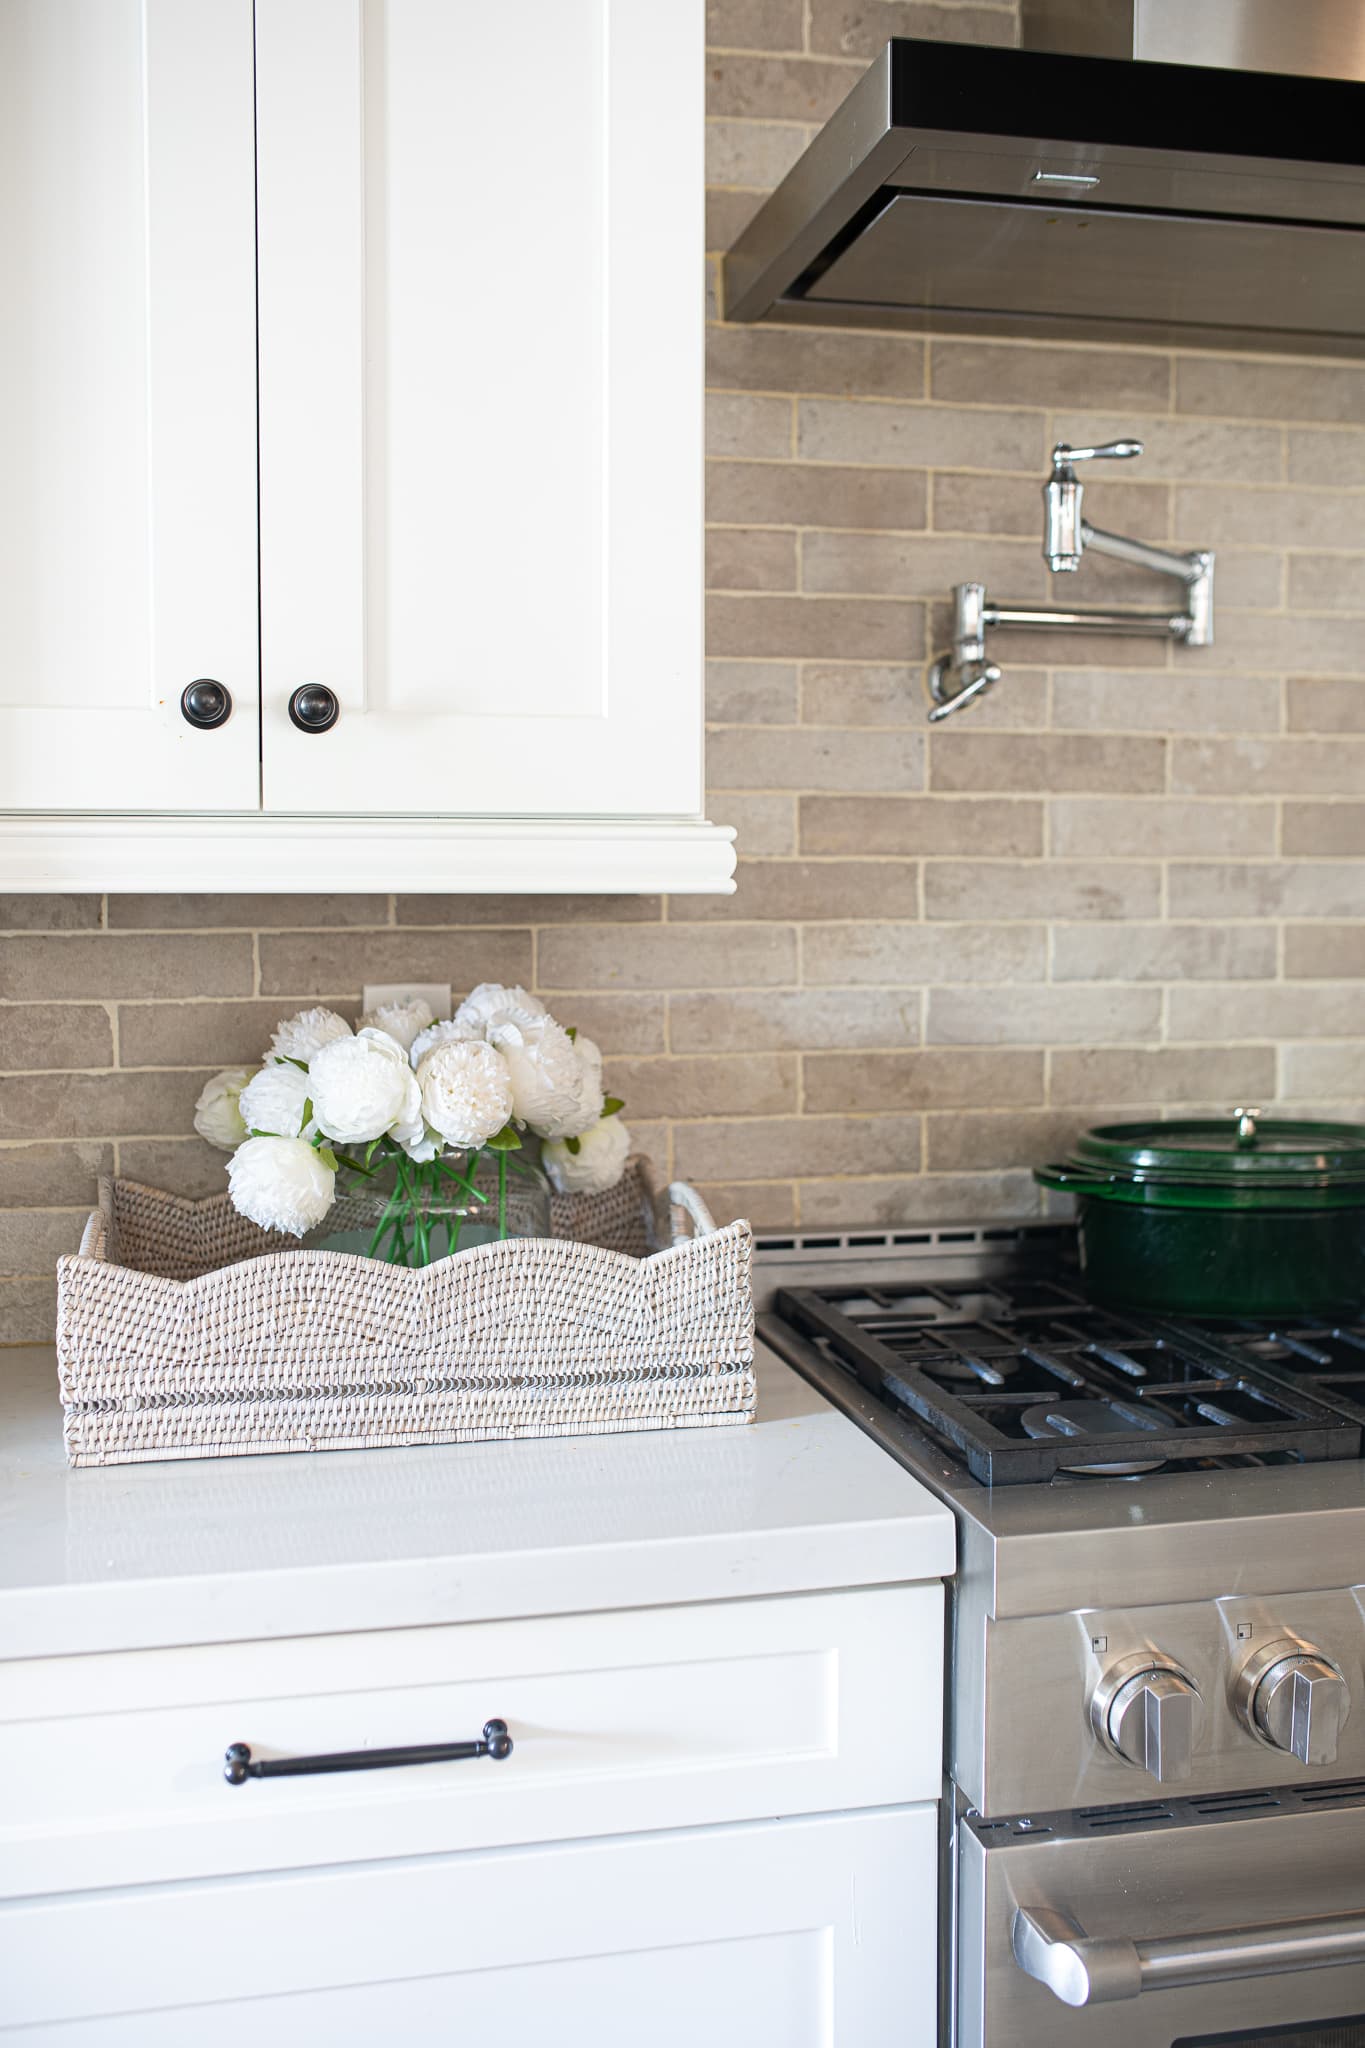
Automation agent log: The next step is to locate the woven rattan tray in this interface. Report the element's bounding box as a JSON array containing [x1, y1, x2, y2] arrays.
[[56, 1158, 755, 1467]]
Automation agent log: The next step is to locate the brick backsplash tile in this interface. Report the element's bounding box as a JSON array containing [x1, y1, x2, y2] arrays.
[[1284, 926, 1365, 979], [669, 988, 919, 1053], [1173, 485, 1363, 550], [671, 857, 919, 922], [706, 0, 805, 53], [1175, 355, 1365, 425], [708, 723, 925, 789], [799, 398, 1045, 472], [925, 1107, 1107, 1172], [1050, 1046, 1276, 1106], [929, 733, 1167, 793], [0, 1070, 207, 1142], [0, 1140, 110, 1208], [0, 1006, 113, 1072], [118, 1138, 233, 1199], [707, 325, 926, 398], [930, 340, 1170, 411], [708, 458, 928, 529], [1052, 923, 1278, 983], [394, 896, 662, 927], [801, 531, 1047, 599], [1286, 426, 1365, 488], [258, 930, 532, 999], [807, 0, 1016, 57], [1172, 737, 1365, 796], [804, 922, 1046, 984], [707, 661, 800, 723], [0, 934, 253, 1002], [1288, 678, 1365, 732], [706, 52, 857, 122], [799, 794, 1042, 856], [800, 1170, 1041, 1225], [693, 1180, 798, 1227], [1052, 670, 1282, 733], [0, 1277, 59, 1344], [1169, 863, 1365, 920], [607, 1053, 797, 1119], [1189, 611, 1365, 678], [1281, 1044, 1365, 1098], [538, 924, 797, 991], [1286, 556, 1365, 610], [925, 861, 1161, 922], [705, 117, 812, 189], [1052, 413, 1283, 484], [706, 527, 799, 590], [805, 1047, 1043, 1113], [706, 392, 793, 457], [928, 984, 1163, 1045], [707, 592, 924, 662], [117, 1000, 286, 1068], [1049, 797, 1276, 859], [0, 1209, 87, 1277], [708, 792, 797, 854], [933, 470, 1169, 536], [675, 1112, 922, 1181], [1169, 983, 1365, 1041], [107, 895, 386, 930], [1283, 802, 1365, 856], [0, 896, 101, 932], [706, 188, 766, 250], [801, 662, 1047, 728]]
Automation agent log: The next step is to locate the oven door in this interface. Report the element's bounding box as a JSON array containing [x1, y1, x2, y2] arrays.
[[958, 1786, 1365, 2048]]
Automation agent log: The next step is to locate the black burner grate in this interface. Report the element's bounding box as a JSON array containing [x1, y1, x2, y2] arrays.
[[776, 1275, 1365, 1485]]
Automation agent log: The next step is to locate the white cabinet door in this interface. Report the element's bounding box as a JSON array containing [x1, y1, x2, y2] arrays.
[[0, 0, 259, 812], [255, 0, 704, 819], [0, 1808, 939, 2047]]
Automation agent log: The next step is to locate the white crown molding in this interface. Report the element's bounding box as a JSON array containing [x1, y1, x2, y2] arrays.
[[0, 816, 737, 895]]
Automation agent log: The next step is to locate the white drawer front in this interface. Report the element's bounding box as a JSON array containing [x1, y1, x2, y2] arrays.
[[1, 1584, 941, 1896], [0, 1806, 938, 2045]]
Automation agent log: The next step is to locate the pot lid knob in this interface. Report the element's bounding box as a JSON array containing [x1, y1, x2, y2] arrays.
[[1233, 1106, 1262, 1148]]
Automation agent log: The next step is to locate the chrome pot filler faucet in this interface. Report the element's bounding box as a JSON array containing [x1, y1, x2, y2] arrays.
[[927, 438, 1215, 720]]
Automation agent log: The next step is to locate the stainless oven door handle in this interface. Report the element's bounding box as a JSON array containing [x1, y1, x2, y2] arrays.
[[1013, 1904, 1365, 2007]]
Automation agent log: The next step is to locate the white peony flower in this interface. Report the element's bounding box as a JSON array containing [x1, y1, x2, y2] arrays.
[[268, 1007, 353, 1064], [453, 982, 546, 1038], [227, 1135, 336, 1235], [238, 1061, 313, 1140], [564, 1034, 606, 1138], [308, 1027, 422, 1145], [408, 1015, 480, 1068], [543, 1115, 631, 1196], [193, 1067, 256, 1151], [359, 996, 435, 1053], [418, 1039, 515, 1149], [488, 1014, 592, 1141]]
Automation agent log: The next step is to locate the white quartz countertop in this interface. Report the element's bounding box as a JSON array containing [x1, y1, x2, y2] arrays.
[[0, 1343, 954, 1659]]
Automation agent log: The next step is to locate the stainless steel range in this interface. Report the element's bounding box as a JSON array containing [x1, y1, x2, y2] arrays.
[[756, 1219, 1365, 2048]]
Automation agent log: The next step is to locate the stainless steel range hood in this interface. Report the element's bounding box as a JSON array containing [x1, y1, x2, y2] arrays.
[[721, 16, 1365, 354]]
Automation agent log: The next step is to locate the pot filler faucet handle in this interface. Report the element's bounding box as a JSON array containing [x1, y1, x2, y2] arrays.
[[1045, 438, 1144, 571]]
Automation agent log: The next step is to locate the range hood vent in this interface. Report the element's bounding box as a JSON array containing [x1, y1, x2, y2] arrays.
[[721, 34, 1365, 354]]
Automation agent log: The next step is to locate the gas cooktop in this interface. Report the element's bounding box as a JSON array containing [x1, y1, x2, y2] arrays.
[[773, 1261, 1365, 1487]]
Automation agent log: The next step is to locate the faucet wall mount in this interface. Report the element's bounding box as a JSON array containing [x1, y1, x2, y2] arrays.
[[928, 438, 1215, 721]]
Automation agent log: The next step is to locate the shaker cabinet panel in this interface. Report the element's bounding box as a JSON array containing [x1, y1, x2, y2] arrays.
[[0, 0, 259, 812], [255, 0, 705, 818]]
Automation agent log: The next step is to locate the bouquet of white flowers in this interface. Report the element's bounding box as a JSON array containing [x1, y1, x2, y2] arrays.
[[193, 984, 629, 1264]]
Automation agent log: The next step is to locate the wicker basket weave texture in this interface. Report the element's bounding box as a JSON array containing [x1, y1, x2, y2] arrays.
[[56, 1157, 755, 1467]]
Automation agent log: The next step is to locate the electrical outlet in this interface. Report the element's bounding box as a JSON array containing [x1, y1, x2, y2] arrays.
[[362, 982, 451, 1022]]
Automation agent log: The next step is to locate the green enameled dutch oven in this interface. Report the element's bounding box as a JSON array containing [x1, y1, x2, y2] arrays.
[[1034, 1113, 1365, 1316]]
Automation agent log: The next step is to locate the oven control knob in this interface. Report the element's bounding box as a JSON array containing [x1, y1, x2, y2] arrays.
[[1235, 1637, 1350, 1767], [1091, 1653, 1200, 1782]]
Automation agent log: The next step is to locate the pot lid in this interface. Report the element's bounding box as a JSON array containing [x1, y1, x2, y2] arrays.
[[1075, 1113, 1365, 1181], [1036, 1112, 1365, 1209]]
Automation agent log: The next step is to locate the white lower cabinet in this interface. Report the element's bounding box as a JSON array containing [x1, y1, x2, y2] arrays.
[[1, 1585, 944, 2043], [1, 1807, 937, 2046]]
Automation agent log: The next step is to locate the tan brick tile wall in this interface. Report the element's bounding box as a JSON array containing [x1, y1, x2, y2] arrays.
[[3, 0, 1365, 1342]]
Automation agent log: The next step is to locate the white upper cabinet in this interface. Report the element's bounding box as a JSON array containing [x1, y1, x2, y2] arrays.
[[0, 0, 732, 893], [0, 0, 259, 815]]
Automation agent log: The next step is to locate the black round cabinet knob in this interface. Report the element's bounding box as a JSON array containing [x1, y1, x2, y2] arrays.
[[180, 679, 232, 729], [288, 684, 340, 733]]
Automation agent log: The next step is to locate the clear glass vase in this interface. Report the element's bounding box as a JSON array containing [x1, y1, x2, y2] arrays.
[[304, 1148, 551, 1266]]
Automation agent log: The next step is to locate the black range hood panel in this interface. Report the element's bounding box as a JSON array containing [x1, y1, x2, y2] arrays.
[[721, 39, 1365, 353]]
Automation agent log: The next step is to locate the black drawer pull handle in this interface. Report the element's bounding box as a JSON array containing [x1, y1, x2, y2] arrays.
[[223, 1719, 512, 1785]]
